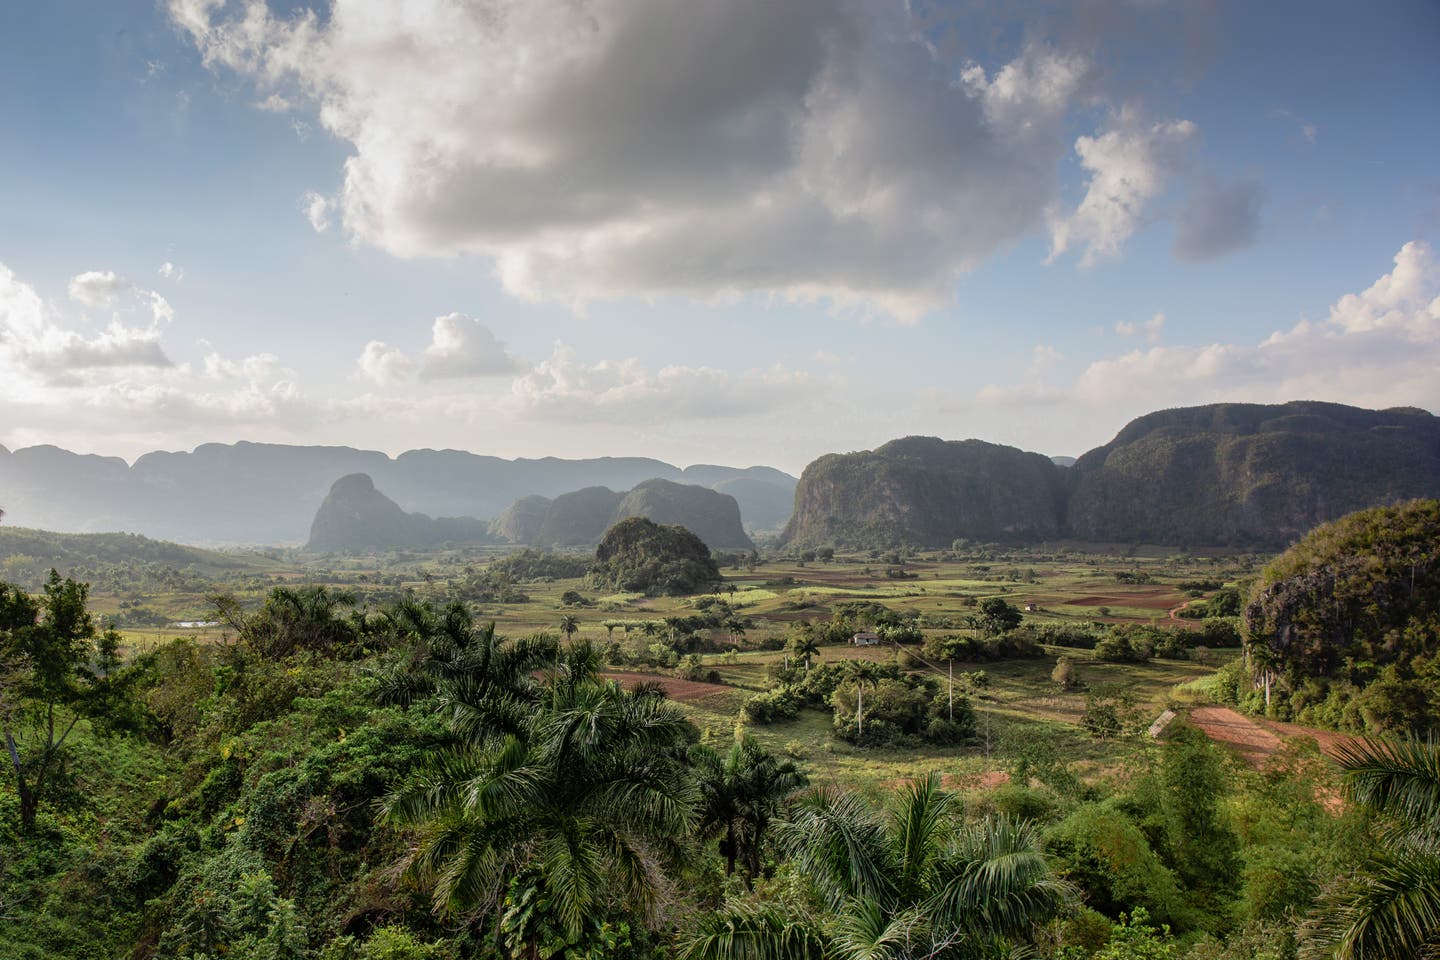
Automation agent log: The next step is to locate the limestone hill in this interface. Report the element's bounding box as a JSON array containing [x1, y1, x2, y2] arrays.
[[305, 474, 493, 553]]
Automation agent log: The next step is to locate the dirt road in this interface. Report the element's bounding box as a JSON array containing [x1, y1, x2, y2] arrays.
[[1187, 705, 1359, 767]]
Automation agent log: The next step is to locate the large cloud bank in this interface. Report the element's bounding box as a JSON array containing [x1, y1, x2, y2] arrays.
[[170, 0, 1234, 318]]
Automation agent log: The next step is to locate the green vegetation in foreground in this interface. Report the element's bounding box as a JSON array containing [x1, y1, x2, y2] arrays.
[[1, 525, 1434, 959]]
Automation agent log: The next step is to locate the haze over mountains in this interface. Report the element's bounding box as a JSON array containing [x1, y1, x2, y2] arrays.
[[2, 401, 1437, 551], [306, 475, 754, 553], [0, 443, 795, 545]]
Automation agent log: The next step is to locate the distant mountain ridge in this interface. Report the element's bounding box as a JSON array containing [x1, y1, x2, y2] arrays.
[[781, 401, 1440, 549], [492, 478, 755, 551], [0, 442, 796, 546], [780, 437, 1067, 547], [306, 474, 494, 553], [1065, 401, 1440, 546]]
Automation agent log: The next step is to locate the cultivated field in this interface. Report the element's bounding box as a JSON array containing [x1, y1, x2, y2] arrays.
[[57, 542, 1293, 786]]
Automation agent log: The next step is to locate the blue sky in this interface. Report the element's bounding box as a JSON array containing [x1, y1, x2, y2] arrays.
[[1, 0, 1437, 473]]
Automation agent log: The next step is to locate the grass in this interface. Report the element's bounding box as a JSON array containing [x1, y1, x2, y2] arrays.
[[42, 542, 1256, 790]]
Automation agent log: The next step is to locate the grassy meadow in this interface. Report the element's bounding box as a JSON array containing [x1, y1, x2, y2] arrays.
[[62, 541, 1253, 789]]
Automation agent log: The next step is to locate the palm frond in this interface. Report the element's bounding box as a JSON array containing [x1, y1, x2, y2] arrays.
[[1333, 736, 1440, 830], [1302, 847, 1440, 960], [538, 822, 605, 941], [929, 817, 1074, 939], [828, 898, 929, 960], [677, 902, 830, 960], [781, 786, 896, 910], [889, 774, 953, 902]]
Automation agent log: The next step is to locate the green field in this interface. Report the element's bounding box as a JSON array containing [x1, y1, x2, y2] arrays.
[[24, 539, 1255, 788]]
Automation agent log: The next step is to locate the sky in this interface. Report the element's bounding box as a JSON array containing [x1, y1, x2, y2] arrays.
[[1, 0, 1437, 475]]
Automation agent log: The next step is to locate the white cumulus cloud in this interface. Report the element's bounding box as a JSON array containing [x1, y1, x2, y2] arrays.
[[2, 266, 173, 383], [419, 314, 524, 379], [1073, 242, 1440, 409], [1049, 111, 1197, 267], [355, 340, 413, 386], [68, 270, 129, 308], [505, 343, 812, 423], [1115, 312, 1166, 343], [169, 0, 1116, 319], [355, 314, 522, 385]]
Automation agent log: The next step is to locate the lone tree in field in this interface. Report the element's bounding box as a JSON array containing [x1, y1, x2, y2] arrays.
[[977, 597, 1023, 637]]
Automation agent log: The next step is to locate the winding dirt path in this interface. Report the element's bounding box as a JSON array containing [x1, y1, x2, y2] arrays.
[[1187, 705, 1359, 767], [1167, 599, 1197, 623]]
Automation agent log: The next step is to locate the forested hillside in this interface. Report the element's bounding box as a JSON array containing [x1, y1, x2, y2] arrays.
[[1233, 499, 1440, 734], [782, 402, 1440, 549], [781, 437, 1068, 548], [1066, 402, 1440, 546]]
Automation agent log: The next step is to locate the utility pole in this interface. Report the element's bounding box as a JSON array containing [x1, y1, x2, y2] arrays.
[[948, 659, 953, 722]]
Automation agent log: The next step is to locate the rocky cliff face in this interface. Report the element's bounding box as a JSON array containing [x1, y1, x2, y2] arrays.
[[779, 403, 1440, 549], [305, 474, 492, 553], [1066, 402, 1440, 547], [779, 437, 1068, 548]]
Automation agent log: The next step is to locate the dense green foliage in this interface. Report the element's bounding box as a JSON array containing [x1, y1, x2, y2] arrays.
[[1240, 499, 1440, 733], [487, 548, 592, 582], [1302, 737, 1440, 959], [0, 539, 1415, 960], [590, 517, 722, 596], [681, 776, 1073, 960]]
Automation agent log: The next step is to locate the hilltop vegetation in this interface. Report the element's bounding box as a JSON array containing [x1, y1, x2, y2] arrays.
[[782, 402, 1440, 549], [1067, 402, 1440, 547], [0, 525, 279, 595], [781, 436, 1068, 548], [1235, 499, 1440, 734], [589, 516, 722, 595]]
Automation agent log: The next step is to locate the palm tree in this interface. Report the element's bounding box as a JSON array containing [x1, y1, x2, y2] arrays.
[[691, 735, 809, 885], [248, 585, 360, 657], [787, 632, 820, 672], [1302, 737, 1440, 960], [680, 775, 1072, 960], [559, 613, 580, 642], [386, 673, 697, 949], [371, 601, 560, 738]]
